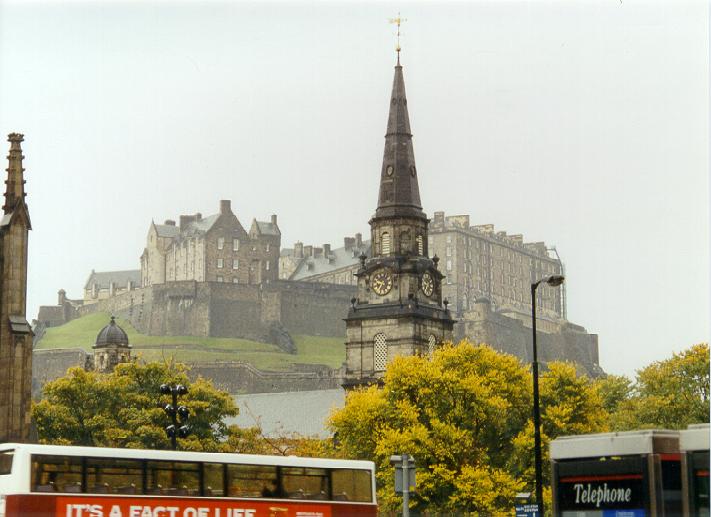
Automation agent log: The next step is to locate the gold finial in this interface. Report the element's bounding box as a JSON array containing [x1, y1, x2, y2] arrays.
[[388, 13, 407, 65]]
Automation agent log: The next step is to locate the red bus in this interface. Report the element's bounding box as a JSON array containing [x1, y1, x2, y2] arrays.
[[0, 443, 377, 517]]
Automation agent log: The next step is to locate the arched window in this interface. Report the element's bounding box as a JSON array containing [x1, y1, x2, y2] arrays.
[[416, 235, 424, 256], [428, 335, 437, 357], [400, 231, 411, 254], [374, 333, 387, 371], [381, 232, 391, 255]]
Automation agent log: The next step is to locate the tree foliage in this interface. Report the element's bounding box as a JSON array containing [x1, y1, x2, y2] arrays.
[[33, 361, 238, 451], [329, 341, 607, 514], [609, 343, 709, 430]]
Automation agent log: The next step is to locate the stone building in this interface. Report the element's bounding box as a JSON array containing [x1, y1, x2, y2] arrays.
[[140, 199, 280, 287], [343, 57, 454, 388], [0, 133, 33, 442], [84, 269, 141, 304], [92, 316, 132, 373]]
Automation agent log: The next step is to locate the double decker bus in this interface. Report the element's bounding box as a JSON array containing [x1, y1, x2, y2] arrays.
[[0, 443, 377, 517]]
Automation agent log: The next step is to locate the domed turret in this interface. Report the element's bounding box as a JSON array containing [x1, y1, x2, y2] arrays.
[[92, 316, 131, 372]]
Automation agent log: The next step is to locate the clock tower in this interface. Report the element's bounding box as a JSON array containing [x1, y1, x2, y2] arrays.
[[343, 58, 454, 389]]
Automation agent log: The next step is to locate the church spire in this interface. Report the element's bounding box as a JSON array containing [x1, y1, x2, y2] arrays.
[[374, 61, 425, 221], [4, 133, 26, 214]]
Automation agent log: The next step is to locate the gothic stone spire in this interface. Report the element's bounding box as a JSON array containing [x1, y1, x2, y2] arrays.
[[374, 62, 426, 221], [4, 133, 27, 215]]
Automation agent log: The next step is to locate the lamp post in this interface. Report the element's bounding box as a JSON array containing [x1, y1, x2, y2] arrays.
[[530, 274, 564, 516], [160, 383, 190, 450]]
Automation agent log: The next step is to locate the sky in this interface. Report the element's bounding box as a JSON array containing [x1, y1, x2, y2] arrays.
[[0, 0, 708, 377]]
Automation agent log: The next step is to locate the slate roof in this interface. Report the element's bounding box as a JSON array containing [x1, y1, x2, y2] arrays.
[[225, 389, 345, 438], [255, 221, 280, 236], [84, 269, 141, 290], [290, 240, 371, 280], [154, 224, 180, 238]]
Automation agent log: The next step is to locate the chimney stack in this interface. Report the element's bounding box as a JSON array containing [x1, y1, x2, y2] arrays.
[[164, 219, 176, 226], [219, 200, 232, 215], [304, 245, 313, 257], [294, 241, 304, 258], [271, 214, 278, 225], [344, 237, 355, 251], [355, 233, 362, 248], [323, 243, 331, 256]]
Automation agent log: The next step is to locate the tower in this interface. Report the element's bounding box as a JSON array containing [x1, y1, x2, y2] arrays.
[[93, 316, 132, 373], [0, 133, 33, 442], [343, 59, 454, 389]]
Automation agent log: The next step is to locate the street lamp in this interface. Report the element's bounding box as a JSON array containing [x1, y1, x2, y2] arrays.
[[530, 274, 564, 515], [160, 383, 190, 450]]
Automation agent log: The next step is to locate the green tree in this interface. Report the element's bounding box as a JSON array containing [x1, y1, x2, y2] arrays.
[[329, 341, 608, 514], [33, 361, 238, 451], [611, 343, 709, 430], [594, 374, 633, 415]]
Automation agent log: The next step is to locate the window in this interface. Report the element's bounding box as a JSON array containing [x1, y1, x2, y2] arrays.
[[446, 260, 452, 271], [203, 463, 225, 497], [374, 333, 387, 371], [217, 258, 224, 269], [217, 276, 224, 283], [233, 259, 239, 270], [281, 467, 329, 500], [446, 247, 452, 257], [32, 454, 83, 493], [331, 469, 373, 502], [265, 261, 270, 271], [217, 237, 224, 250], [381, 232, 391, 255], [228, 464, 278, 498], [266, 243, 270, 252], [232, 278, 239, 284], [85, 457, 143, 495], [446, 235, 452, 244], [233, 239, 240, 251], [146, 460, 200, 496], [0, 450, 13, 475], [416, 235, 424, 255], [428, 335, 437, 357]]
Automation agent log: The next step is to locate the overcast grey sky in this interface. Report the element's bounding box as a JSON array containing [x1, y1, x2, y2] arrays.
[[0, 0, 707, 377]]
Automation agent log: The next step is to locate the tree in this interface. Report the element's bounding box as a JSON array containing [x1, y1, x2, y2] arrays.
[[594, 374, 633, 415], [610, 343, 709, 430], [329, 341, 608, 514], [33, 361, 238, 451]]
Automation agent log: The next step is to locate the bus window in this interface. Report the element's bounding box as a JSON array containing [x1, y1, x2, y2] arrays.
[[0, 451, 13, 475], [331, 469, 373, 502], [228, 464, 278, 498], [281, 467, 329, 500], [85, 457, 143, 495], [203, 463, 225, 497], [32, 455, 83, 493], [146, 461, 200, 496]]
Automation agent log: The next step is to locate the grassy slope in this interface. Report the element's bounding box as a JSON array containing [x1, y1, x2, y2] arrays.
[[38, 312, 345, 371]]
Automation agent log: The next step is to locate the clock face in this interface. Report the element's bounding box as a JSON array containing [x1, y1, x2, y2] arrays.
[[371, 269, 393, 296], [386, 165, 394, 176], [421, 271, 434, 297]]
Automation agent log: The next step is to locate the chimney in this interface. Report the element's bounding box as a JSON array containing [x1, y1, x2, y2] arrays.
[[344, 237, 355, 251], [294, 241, 304, 258], [355, 233, 363, 248], [314, 247, 323, 258], [58, 289, 66, 305], [433, 211, 445, 225], [196, 213, 202, 221], [219, 200, 232, 215], [304, 245, 313, 257], [323, 244, 331, 257], [164, 219, 176, 226], [270, 214, 277, 225]]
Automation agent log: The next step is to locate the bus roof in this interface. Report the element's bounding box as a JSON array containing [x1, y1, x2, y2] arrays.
[[550, 430, 680, 460], [0, 443, 374, 470], [679, 424, 709, 453]]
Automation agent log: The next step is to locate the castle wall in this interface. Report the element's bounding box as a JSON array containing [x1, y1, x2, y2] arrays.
[[273, 281, 353, 337]]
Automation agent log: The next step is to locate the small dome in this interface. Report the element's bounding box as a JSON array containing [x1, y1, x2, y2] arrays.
[[95, 316, 129, 347]]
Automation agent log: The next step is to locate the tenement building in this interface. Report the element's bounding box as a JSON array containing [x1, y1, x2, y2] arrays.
[[140, 199, 280, 286], [0, 133, 33, 442], [343, 55, 454, 388]]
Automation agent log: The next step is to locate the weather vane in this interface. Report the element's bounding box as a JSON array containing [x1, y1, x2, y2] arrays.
[[388, 13, 407, 64]]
